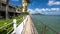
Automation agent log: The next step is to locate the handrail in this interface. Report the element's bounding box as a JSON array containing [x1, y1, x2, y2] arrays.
[[0, 22, 13, 34], [7, 28, 14, 34], [0, 22, 13, 29], [0, 16, 24, 29], [6, 21, 22, 34], [40, 20, 60, 34], [11, 15, 28, 34], [6, 18, 24, 34], [0, 16, 24, 34]]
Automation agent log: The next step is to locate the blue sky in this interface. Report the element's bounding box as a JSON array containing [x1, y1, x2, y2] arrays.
[[9, 0, 22, 6], [9, 0, 60, 9], [9, 0, 60, 15], [28, 0, 60, 9]]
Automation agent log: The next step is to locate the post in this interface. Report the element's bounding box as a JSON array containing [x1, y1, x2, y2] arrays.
[[6, 5, 8, 20], [6, 0, 9, 20], [41, 25, 46, 34], [13, 19, 17, 33]]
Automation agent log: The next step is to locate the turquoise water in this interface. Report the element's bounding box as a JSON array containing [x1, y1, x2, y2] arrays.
[[30, 15, 60, 34]]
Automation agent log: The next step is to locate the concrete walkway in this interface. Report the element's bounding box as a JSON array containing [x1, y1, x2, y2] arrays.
[[22, 15, 38, 34]]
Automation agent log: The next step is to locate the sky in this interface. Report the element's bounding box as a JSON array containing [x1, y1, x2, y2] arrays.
[[28, 0, 60, 9], [9, 0, 22, 6], [9, 0, 60, 15]]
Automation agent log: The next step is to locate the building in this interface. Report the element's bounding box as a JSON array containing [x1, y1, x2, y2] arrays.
[[0, 0, 22, 18]]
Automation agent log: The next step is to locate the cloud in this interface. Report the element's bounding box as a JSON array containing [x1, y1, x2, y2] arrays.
[[28, 8, 60, 15], [36, 8, 60, 12], [51, 8, 60, 11], [28, 9, 35, 14], [48, 0, 60, 6], [12, 0, 19, 1]]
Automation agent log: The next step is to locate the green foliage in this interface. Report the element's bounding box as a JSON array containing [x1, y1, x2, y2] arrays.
[[26, 0, 30, 4], [22, 12, 29, 15], [25, 12, 29, 15], [20, 6, 23, 9], [0, 15, 24, 34]]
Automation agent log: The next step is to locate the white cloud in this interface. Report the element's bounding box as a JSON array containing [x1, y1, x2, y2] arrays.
[[48, 0, 60, 6], [28, 8, 60, 15], [12, 0, 19, 1], [35, 8, 40, 11], [41, 8, 46, 11], [51, 8, 60, 11], [28, 9, 35, 14]]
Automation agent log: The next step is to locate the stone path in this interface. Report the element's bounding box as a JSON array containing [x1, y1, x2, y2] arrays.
[[22, 15, 38, 34]]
